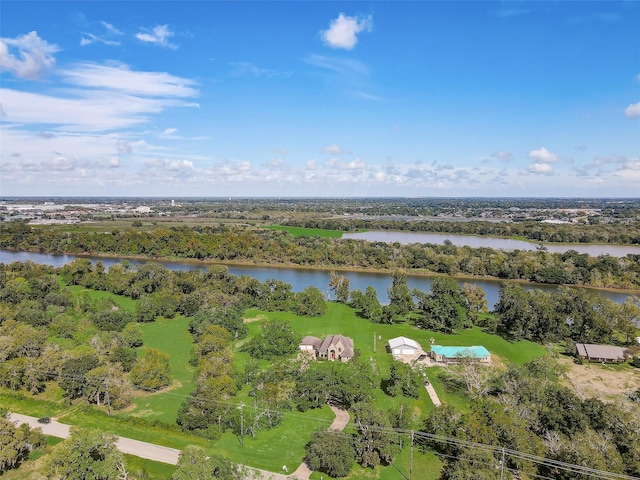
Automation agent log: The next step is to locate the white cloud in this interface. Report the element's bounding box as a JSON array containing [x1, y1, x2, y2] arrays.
[[80, 20, 123, 46], [320, 13, 372, 50], [528, 147, 558, 163], [305, 54, 368, 75], [135, 25, 177, 49], [101, 21, 123, 35], [0, 31, 59, 79], [528, 163, 554, 174], [624, 102, 640, 118], [81, 33, 120, 47], [490, 150, 514, 162], [321, 144, 351, 155], [61, 63, 198, 98], [229, 62, 290, 78], [162, 128, 177, 135]]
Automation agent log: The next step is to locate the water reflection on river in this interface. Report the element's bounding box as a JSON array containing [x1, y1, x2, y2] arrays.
[[343, 231, 640, 257], [1, 249, 636, 309]]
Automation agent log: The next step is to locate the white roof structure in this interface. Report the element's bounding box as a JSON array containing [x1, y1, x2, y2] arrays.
[[388, 336, 420, 350]]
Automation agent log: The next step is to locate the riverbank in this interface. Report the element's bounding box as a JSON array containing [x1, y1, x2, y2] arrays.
[[3, 247, 640, 296]]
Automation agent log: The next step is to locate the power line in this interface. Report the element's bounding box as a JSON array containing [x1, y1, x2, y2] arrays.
[[5, 364, 639, 480]]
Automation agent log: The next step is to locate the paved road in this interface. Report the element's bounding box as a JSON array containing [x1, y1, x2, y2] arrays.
[[8, 413, 291, 479]]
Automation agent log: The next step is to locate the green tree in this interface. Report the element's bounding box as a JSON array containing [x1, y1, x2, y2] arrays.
[[241, 319, 299, 360], [91, 308, 135, 332], [172, 445, 240, 480], [387, 271, 413, 320], [59, 354, 100, 399], [0, 416, 45, 473], [462, 282, 488, 323], [352, 402, 399, 468], [294, 286, 327, 316], [121, 322, 143, 347], [362, 286, 384, 323], [41, 428, 125, 480], [386, 362, 422, 398], [305, 430, 355, 478], [414, 277, 470, 333], [130, 348, 172, 390], [328, 271, 350, 303]]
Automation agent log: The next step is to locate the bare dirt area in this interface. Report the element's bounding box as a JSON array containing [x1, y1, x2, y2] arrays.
[[558, 356, 640, 401], [243, 314, 268, 323]]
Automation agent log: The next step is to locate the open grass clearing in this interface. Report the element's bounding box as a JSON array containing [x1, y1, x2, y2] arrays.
[[130, 315, 196, 424], [264, 225, 344, 238], [64, 283, 137, 312]]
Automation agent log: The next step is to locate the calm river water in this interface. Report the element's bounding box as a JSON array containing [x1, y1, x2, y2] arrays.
[[1, 249, 636, 309], [343, 231, 640, 257]]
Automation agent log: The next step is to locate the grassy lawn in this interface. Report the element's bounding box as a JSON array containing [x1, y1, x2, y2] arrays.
[[124, 454, 177, 479], [210, 404, 335, 472], [264, 225, 344, 238], [130, 315, 196, 423], [243, 303, 546, 378], [64, 283, 138, 312]]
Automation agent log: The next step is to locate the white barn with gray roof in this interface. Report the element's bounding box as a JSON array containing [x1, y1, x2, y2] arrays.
[[388, 336, 420, 355]]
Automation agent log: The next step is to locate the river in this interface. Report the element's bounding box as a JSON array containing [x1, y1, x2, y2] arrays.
[[343, 231, 640, 257], [1, 249, 636, 309]]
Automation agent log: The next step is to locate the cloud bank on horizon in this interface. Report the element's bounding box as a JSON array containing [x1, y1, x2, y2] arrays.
[[0, 2, 638, 197]]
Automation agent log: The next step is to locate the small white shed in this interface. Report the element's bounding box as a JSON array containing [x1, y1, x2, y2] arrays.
[[388, 336, 420, 355]]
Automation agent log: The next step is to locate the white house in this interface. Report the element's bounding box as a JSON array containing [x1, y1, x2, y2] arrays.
[[388, 336, 420, 356]]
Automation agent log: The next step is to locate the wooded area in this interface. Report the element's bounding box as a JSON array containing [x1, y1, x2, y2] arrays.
[[2, 221, 640, 289]]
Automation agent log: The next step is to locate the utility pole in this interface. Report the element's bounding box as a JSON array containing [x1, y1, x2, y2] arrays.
[[499, 447, 505, 480], [105, 378, 111, 416], [409, 430, 414, 480], [237, 403, 244, 446], [373, 331, 376, 353]]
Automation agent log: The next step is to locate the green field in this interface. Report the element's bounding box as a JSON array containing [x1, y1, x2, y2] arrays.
[[64, 284, 138, 313], [264, 225, 345, 238], [131, 315, 196, 423]]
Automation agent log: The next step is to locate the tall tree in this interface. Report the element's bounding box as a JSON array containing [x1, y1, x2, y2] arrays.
[[41, 428, 124, 480], [305, 430, 355, 478], [352, 402, 400, 468], [414, 277, 470, 333], [294, 286, 327, 316], [172, 445, 240, 480], [386, 271, 413, 321], [328, 271, 350, 303], [130, 348, 172, 390], [0, 416, 45, 473]]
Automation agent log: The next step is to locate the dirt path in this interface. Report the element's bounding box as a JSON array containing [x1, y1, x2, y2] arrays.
[[290, 404, 351, 480], [8, 412, 291, 480]]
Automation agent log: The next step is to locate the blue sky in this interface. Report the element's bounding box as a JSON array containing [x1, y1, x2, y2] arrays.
[[1, 1, 638, 197]]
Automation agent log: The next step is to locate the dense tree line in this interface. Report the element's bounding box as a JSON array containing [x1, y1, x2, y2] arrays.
[[2, 222, 639, 288], [284, 217, 640, 244], [495, 282, 640, 345], [0, 262, 137, 408], [421, 358, 640, 479]]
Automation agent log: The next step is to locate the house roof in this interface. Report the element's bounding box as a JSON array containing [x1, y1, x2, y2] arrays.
[[575, 343, 627, 361], [300, 336, 322, 348], [388, 336, 420, 350], [431, 345, 490, 358], [319, 334, 353, 354]]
